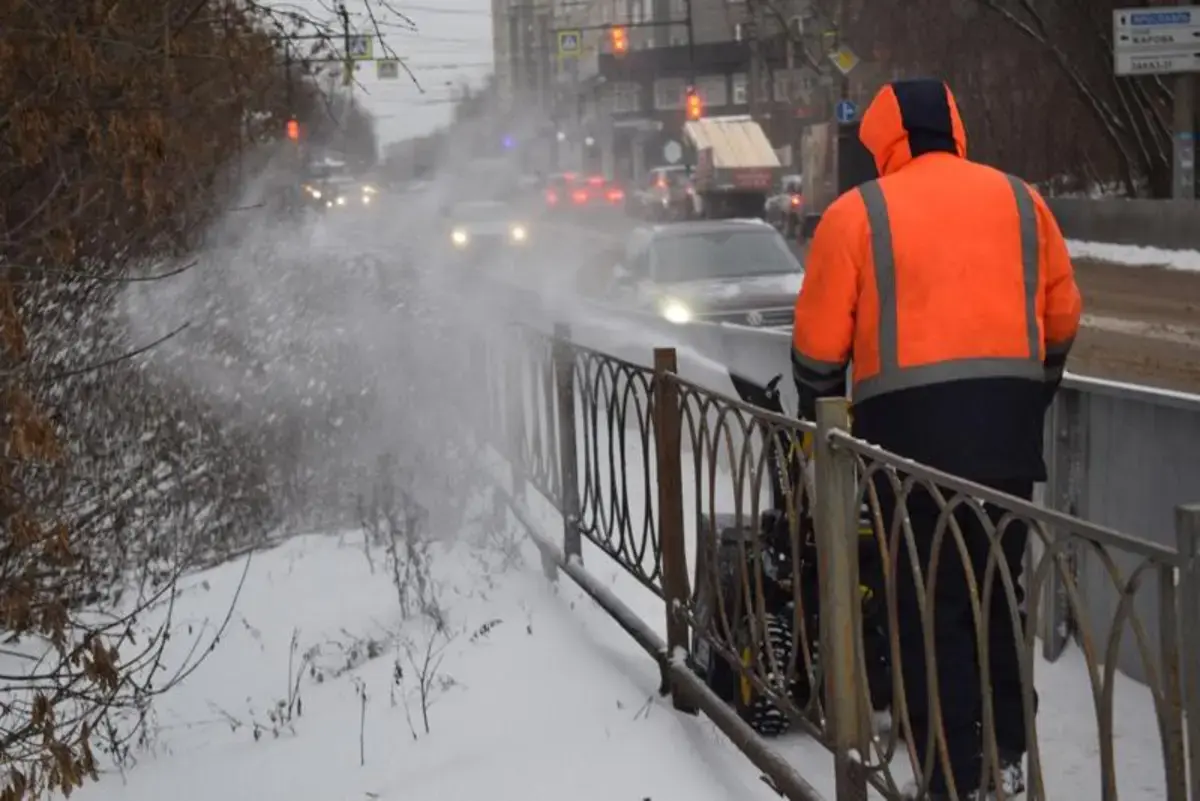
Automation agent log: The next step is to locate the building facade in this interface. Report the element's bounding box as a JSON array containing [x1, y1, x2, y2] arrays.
[[490, 0, 884, 180]]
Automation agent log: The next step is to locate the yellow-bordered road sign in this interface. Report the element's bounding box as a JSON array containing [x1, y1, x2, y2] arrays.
[[557, 29, 582, 57], [347, 34, 374, 60]]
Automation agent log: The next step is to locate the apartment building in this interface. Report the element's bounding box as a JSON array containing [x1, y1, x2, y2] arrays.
[[489, 0, 859, 177], [491, 0, 556, 112], [561, 0, 834, 178]]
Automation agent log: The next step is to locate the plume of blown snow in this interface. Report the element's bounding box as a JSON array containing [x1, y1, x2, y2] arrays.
[[116, 136, 559, 534]]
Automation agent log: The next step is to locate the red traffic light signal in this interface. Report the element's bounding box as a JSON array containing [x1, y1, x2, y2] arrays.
[[685, 87, 703, 120], [610, 25, 628, 55], [286, 118, 300, 140]]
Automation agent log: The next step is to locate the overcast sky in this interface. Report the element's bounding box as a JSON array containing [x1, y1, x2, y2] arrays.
[[275, 0, 494, 145]]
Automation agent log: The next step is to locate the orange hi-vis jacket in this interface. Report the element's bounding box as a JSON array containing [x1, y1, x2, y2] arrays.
[[791, 79, 1082, 481]]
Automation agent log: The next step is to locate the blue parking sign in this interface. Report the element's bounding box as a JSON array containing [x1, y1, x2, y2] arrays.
[[836, 99, 857, 123]]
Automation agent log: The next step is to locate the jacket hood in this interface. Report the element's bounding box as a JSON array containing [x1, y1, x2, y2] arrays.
[[859, 79, 967, 176]]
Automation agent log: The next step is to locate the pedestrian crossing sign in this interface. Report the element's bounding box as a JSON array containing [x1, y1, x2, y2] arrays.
[[558, 30, 582, 57], [347, 34, 374, 61]]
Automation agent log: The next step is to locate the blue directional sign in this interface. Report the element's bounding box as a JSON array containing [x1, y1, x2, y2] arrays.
[[835, 99, 857, 123], [1127, 10, 1192, 26]]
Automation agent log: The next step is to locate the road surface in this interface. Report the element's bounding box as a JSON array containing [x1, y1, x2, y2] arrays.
[[1071, 259, 1200, 394]]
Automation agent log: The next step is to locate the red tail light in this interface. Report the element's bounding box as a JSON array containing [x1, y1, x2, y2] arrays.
[[790, 194, 801, 207], [655, 177, 666, 188], [545, 189, 558, 204], [606, 188, 624, 202], [587, 175, 605, 186], [571, 189, 588, 204]]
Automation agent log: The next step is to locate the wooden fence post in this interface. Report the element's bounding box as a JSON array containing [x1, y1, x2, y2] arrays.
[[1175, 504, 1200, 801], [653, 348, 695, 714], [554, 324, 581, 562], [814, 397, 868, 801]]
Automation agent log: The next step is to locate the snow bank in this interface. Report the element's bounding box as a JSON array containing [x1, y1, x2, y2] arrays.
[[1068, 240, 1200, 272]]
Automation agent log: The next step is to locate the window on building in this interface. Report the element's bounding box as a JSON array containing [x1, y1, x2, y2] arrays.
[[696, 75, 727, 107], [731, 73, 747, 105], [611, 81, 641, 113], [672, 0, 686, 17], [755, 70, 771, 102], [654, 77, 686, 109], [773, 69, 814, 102]]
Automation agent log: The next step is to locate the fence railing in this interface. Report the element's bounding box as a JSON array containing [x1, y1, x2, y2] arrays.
[[480, 321, 1200, 801]]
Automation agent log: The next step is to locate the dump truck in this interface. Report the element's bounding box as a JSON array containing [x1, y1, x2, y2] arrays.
[[683, 115, 781, 220]]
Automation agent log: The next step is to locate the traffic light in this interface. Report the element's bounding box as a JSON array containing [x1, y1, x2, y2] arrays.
[[685, 86, 703, 120], [286, 118, 300, 140], [610, 25, 628, 55]]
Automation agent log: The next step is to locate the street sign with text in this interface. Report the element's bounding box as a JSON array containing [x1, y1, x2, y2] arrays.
[[1113, 6, 1200, 75], [1116, 50, 1200, 75]]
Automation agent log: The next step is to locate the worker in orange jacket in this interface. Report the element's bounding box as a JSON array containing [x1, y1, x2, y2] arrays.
[[791, 79, 1081, 800]]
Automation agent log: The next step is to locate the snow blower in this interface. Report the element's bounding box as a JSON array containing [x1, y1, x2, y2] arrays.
[[689, 373, 892, 737]]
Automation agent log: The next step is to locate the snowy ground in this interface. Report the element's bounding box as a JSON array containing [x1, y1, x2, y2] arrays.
[[71, 527, 795, 801], [1067, 240, 1200, 272]]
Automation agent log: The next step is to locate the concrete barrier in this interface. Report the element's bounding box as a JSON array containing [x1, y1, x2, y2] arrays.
[[1044, 197, 1200, 250]]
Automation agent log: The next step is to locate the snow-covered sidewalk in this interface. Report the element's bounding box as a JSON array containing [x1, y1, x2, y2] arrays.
[[71, 531, 800, 801]]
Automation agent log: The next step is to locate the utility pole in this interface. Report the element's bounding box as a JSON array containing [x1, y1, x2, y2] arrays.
[[835, 0, 849, 105], [1174, 0, 1196, 199], [338, 3, 353, 163], [785, 22, 796, 166], [684, 0, 696, 85], [339, 3, 352, 88], [284, 40, 293, 112], [747, 0, 762, 120]]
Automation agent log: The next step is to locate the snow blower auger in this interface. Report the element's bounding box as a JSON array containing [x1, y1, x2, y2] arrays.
[[688, 374, 892, 738]]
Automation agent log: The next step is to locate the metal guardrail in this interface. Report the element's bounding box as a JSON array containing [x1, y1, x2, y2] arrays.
[[476, 320, 1200, 801], [1042, 372, 1200, 682]]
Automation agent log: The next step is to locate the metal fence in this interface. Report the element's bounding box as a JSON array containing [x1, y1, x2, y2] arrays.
[[479, 321, 1200, 801]]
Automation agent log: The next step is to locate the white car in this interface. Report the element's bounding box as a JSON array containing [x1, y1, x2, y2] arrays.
[[444, 200, 530, 257]]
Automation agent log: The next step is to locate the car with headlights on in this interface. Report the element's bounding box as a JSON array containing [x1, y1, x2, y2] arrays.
[[605, 219, 802, 328], [444, 200, 530, 257], [304, 176, 379, 211]]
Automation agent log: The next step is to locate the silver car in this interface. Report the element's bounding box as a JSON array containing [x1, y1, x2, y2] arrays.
[[607, 218, 803, 328]]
